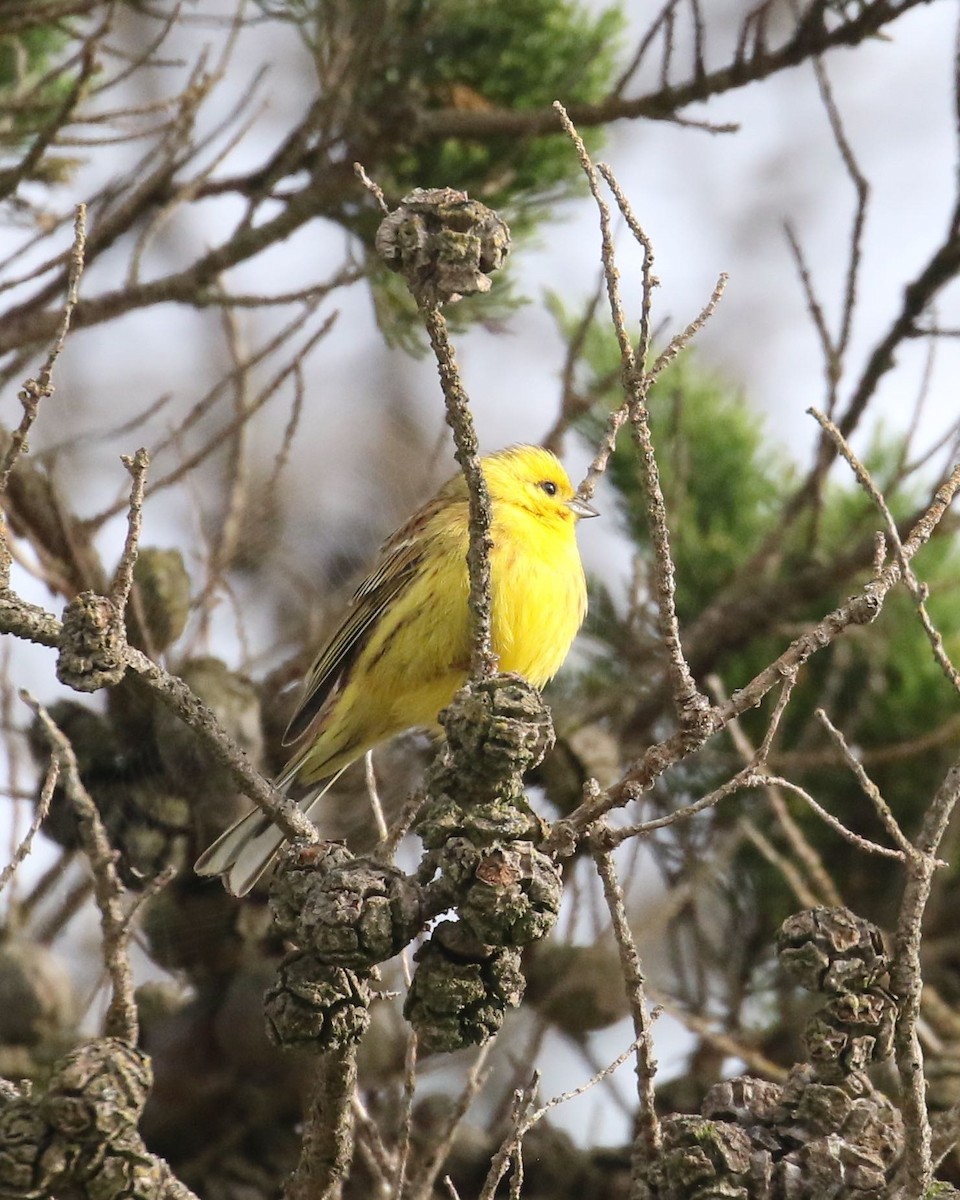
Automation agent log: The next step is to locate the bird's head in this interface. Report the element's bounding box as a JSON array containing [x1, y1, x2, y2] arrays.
[[483, 445, 599, 528]]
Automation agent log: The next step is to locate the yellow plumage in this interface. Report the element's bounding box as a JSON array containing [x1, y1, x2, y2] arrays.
[[196, 444, 595, 895]]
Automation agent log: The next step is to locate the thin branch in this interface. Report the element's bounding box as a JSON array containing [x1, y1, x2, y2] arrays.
[[363, 752, 389, 844], [812, 52, 869, 366], [24, 693, 138, 1043], [710, 671, 843, 907], [478, 1080, 538, 1200], [0, 204, 86, 584], [599, 766, 766, 849], [479, 1034, 648, 1200], [555, 103, 713, 729], [741, 817, 823, 909], [811, 406, 960, 695], [392, 1029, 419, 1198], [110, 448, 149, 614], [413, 3, 926, 144], [891, 758, 960, 1196], [34, 873, 93, 945], [125, 643, 319, 843], [352, 1097, 394, 1192], [422, 306, 496, 680], [543, 272, 607, 455], [14, 847, 77, 925], [552, 110, 631, 505], [0, 163, 358, 357], [354, 162, 389, 215], [0, 757, 57, 895], [647, 271, 728, 378], [591, 832, 662, 1171], [549, 457, 960, 853], [815, 707, 914, 855], [645, 981, 790, 1083], [0, 43, 99, 202], [404, 1044, 491, 1200], [86, 307, 340, 528], [761, 774, 908, 863]]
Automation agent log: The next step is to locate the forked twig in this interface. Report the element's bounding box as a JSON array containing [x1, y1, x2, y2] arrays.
[[811, 406, 960, 696], [550, 458, 960, 852], [554, 101, 715, 729], [815, 707, 914, 856]]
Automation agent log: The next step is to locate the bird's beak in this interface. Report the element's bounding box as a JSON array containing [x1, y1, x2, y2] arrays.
[[567, 494, 600, 519]]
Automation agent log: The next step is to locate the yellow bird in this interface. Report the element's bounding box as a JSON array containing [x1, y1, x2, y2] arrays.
[[196, 445, 596, 895]]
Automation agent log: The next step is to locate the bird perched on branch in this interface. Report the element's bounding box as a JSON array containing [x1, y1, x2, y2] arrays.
[[196, 444, 597, 896]]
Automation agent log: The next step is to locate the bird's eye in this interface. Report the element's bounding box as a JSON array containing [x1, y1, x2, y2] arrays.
[[539, 480, 558, 496]]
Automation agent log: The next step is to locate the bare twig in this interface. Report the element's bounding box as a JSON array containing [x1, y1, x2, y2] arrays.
[[15, 847, 77, 926], [711, 671, 843, 907], [351, 1095, 394, 1194], [543, 272, 608, 454], [599, 766, 766, 849], [24, 693, 138, 1043], [110, 448, 149, 614], [760, 775, 908, 864], [413, 3, 923, 146], [0, 757, 57, 895], [354, 162, 389, 215], [264, 359, 307, 505], [740, 817, 823, 909], [550, 458, 960, 853], [552, 110, 631, 505], [210, 305, 252, 584], [554, 102, 714, 729], [34, 873, 93, 945], [404, 1044, 491, 1200], [891, 758, 960, 1196], [422, 307, 496, 680], [480, 1035, 648, 1200], [364, 751, 389, 843], [645, 980, 790, 1083], [812, 406, 960, 695], [355, 162, 495, 678], [478, 1079, 538, 1200], [815, 707, 914, 855], [376, 788, 427, 865], [392, 1030, 418, 1198], [108, 310, 339, 526], [0, 204, 87, 586], [125, 643, 319, 843], [647, 272, 728, 379], [591, 831, 662, 1173]]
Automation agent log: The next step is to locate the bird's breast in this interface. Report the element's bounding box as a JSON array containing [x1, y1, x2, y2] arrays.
[[489, 517, 586, 688]]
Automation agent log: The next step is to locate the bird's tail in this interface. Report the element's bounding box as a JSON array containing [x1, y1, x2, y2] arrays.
[[194, 767, 348, 898]]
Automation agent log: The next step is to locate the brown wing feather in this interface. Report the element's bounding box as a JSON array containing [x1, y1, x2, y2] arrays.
[[281, 494, 447, 745]]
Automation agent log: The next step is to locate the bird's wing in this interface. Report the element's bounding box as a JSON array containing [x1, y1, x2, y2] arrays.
[[282, 495, 447, 746]]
